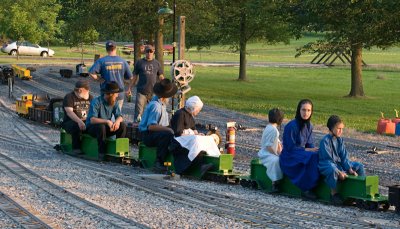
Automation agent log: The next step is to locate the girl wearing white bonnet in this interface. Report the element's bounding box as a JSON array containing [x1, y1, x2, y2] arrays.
[[169, 96, 220, 176]]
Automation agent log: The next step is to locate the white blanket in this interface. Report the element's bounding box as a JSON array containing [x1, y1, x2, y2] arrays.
[[175, 135, 221, 161]]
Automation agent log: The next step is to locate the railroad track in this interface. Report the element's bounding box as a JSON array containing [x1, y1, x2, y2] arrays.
[[0, 150, 148, 229], [0, 99, 54, 146], [69, 159, 378, 229], [0, 191, 53, 229]]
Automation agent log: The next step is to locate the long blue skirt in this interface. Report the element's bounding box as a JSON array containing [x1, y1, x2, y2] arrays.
[[279, 149, 319, 191]]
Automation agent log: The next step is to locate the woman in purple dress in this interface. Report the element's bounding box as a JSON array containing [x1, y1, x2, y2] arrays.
[[279, 99, 319, 199]]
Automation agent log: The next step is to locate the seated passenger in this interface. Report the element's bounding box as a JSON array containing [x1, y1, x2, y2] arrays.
[[279, 99, 319, 200], [319, 115, 365, 205], [86, 81, 127, 160], [139, 79, 177, 171], [170, 96, 220, 175], [257, 108, 284, 193], [62, 80, 93, 153]]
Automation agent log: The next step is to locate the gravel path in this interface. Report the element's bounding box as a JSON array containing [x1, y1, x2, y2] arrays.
[[0, 66, 399, 228]]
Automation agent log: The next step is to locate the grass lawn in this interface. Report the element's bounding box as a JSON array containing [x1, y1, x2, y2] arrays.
[[187, 65, 400, 133]]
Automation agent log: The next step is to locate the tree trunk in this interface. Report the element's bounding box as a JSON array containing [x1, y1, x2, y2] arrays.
[[238, 9, 247, 81], [133, 35, 140, 65], [348, 44, 364, 97], [155, 17, 165, 73]]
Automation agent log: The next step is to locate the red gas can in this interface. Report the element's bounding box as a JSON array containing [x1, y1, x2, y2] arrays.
[[385, 121, 396, 135], [377, 118, 389, 134]]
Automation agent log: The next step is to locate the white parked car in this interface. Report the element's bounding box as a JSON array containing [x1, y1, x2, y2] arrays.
[[1, 41, 55, 57]]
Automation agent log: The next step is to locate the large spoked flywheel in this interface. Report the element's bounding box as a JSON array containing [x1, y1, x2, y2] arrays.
[[171, 60, 195, 86]]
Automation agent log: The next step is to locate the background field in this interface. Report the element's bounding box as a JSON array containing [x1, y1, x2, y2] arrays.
[[1, 36, 399, 133], [187, 66, 400, 133]]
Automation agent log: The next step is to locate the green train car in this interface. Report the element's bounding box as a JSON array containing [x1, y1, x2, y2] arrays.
[[139, 143, 239, 182], [59, 129, 132, 163], [240, 159, 390, 210]]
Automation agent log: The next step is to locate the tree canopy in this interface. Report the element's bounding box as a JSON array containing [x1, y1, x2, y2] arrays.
[[0, 0, 62, 44]]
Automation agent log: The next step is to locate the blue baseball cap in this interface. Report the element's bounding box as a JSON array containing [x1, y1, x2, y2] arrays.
[[105, 40, 116, 49]]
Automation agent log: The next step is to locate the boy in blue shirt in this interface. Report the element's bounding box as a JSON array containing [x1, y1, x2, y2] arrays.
[[139, 79, 177, 171], [319, 115, 365, 205]]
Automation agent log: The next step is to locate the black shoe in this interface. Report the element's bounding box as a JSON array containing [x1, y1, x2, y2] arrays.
[[200, 163, 214, 177], [269, 181, 280, 194], [331, 193, 344, 206], [153, 161, 166, 173], [301, 190, 317, 200]]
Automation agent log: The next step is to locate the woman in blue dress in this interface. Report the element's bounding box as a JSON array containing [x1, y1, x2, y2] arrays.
[[280, 99, 319, 199]]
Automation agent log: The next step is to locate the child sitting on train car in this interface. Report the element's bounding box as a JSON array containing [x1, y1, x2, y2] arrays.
[[139, 79, 177, 171], [318, 115, 365, 205], [258, 108, 284, 193]]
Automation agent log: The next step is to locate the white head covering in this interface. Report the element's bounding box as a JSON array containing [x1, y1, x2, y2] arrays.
[[185, 96, 203, 112]]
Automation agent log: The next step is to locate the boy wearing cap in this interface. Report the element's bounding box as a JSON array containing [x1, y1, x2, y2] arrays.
[[86, 81, 127, 160], [89, 40, 133, 110], [127, 44, 164, 122], [62, 80, 93, 152], [139, 79, 176, 170]]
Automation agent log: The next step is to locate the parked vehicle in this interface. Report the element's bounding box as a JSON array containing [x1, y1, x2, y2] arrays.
[[1, 41, 55, 57], [122, 44, 173, 55]]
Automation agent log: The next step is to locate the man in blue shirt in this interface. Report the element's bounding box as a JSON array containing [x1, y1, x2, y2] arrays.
[[89, 40, 133, 110], [139, 79, 177, 170], [86, 81, 127, 160]]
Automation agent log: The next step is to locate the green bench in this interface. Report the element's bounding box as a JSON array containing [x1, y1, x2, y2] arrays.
[[60, 129, 130, 160]]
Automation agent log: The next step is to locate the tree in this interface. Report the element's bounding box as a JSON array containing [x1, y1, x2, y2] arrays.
[[176, 0, 220, 50], [213, 0, 290, 81], [76, 0, 160, 65], [0, 0, 61, 45], [277, 0, 400, 97], [58, 0, 98, 48]]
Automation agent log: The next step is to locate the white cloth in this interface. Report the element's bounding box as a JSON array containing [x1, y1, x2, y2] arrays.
[[257, 124, 283, 181], [175, 135, 221, 161]]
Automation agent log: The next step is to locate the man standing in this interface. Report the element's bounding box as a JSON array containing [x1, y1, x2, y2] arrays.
[[62, 80, 93, 153], [139, 79, 177, 170], [127, 45, 164, 122], [89, 40, 133, 110], [86, 81, 127, 160]]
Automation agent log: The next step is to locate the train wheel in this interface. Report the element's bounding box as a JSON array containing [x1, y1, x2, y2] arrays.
[[251, 181, 259, 189], [366, 201, 379, 211], [380, 202, 390, 211], [240, 179, 249, 188], [355, 200, 367, 209]]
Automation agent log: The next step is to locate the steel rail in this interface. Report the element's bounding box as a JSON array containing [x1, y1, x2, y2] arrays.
[[0, 152, 148, 229], [0, 191, 52, 229]]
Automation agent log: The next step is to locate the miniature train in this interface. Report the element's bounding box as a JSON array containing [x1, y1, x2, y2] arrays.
[[240, 159, 391, 211], [16, 93, 64, 126], [57, 126, 399, 212], [58, 129, 132, 164]]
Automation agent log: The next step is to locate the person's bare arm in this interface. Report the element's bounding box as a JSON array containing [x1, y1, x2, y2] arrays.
[[65, 107, 86, 130]]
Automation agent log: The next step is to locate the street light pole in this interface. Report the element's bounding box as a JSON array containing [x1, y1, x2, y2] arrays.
[[172, 0, 176, 64]]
